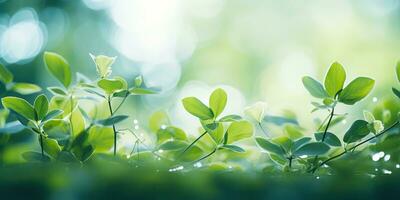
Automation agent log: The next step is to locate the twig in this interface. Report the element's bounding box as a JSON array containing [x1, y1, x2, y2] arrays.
[[179, 131, 208, 157], [312, 121, 400, 173]]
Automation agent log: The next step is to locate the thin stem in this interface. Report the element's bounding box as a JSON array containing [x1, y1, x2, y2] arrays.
[[312, 121, 400, 173], [107, 96, 118, 156], [288, 156, 293, 168], [322, 106, 335, 141], [113, 93, 129, 115], [312, 106, 336, 167], [118, 128, 166, 159], [69, 95, 74, 145], [194, 148, 217, 163], [258, 122, 269, 137], [179, 131, 208, 157], [39, 134, 44, 159], [317, 112, 331, 132]]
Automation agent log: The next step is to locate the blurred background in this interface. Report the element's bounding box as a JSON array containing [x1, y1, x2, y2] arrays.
[[1, 0, 400, 135]]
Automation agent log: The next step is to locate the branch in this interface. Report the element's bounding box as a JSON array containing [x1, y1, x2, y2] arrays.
[[179, 131, 208, 157], [312, 121, 400, 173]]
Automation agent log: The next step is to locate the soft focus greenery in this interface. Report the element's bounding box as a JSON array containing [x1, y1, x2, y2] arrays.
[[1, 0, 400, 199]]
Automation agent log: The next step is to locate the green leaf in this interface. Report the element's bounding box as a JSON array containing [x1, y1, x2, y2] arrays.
[[218, 114, 242, 122], [263, 115, 299, 126], [324, 62, 346, 97], [0, 121, 25, 134], [178, 145, 203, 162], [90, 54, 115, 79], [396, 61, 400, 82], [314, 132, 341, 147], [0, 63, 13, 84], [338, 77, 375, 105], [11, 83, 41, 95], [343, 120, 370, 143], [226, 121, 253, 144], [44, 52, 72, 88], [43, 119, 70, 140], [129, 87, 157, 95], [293, 137, 311, 151], [34, 94, 49, 120], [22, 151, 50, 162], [209, 88, 227, 118], [255, 137, 285, 156], [182, 97, 213, 120], [220, 144, 245, 153], [87, 125, 113, 152], [96, 115, 129, 126], [72, 145, 94, 162], [363, 110, 375, 123], [2, 96, 36, 120], [272, 136, 293, 153], [206, 123, 224, 144], [284, 124, 303, 139], [392, 87, 400, 99], [134, 75, 143, 87], [42, 110, 63, 122], [48, 87, 67, 96], [302, 76, 329, 98], [113, 90, 129, 97], [42, 137, 61, 158], [156, 126, 187, 144], [57, 151, 77, 163], [368, 120, 384, 134], [158, 140, 187, 151], [293, 142, 330, 156], [97, 78, 124, 94]]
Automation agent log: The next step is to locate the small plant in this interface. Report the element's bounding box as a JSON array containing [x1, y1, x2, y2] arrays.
[[254, 62, 400, 174], [0, 53, 399, 175], [0, 63, 42, 96], [179, 88, 253, 163]]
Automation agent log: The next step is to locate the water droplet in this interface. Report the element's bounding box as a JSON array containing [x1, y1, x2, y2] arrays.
[[134, 125, 140, 130], [384, 154, 391, 162], [372, 97, 378, 103], [133, 119, 138, 124], [383, 169, 392, 174], [193, 162, 202, 168], [316, 176, 320, 179], [372, 151, 385, 161], [160, 125, 167, 129], [396, 164, 400, 169]]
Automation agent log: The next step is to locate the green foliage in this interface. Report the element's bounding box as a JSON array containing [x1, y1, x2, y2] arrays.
[[182, 97, 213, 120], [2, 96, 36, 120], [11, 83, 42, 95], [34, 95, 49, 120], [343, 120, 370, 143], [90, 54, 115, 79], [97, 78, 124, 94], [0, 63, 13, 84], [338, 77, 375, 105], [209, 88, 227, 118], [1, 52, 400, 177], [396, 61, 400, 82], [44, 52, 72, 88], [255, 137, 285, 156], [293, 142, 330, 156], [226, 121, 253, 144], [302, 76, 328, 98], [314, 132, 341, 147], [324, 62, 346, 97], [96, 115, 129, 126]]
